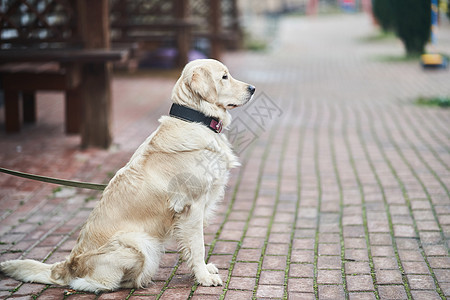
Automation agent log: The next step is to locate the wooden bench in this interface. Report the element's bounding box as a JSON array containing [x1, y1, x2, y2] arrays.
[[0, 0, 129, 148], [191, 0, 242, 60], [0, 61, 82, 133], [0, 49, 128, 134], [110, 0, 193, 68], [109, 0, 242, 67]]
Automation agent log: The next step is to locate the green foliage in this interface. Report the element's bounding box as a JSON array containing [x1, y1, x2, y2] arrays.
[[416, 96, 450, 108], [52, 186, 62, 194], [372, 0, 395, 32], [243, 34, 268, 52], [372, 0, 432, 56], [448, 0, 450, 19], [391, 0, 431, 56], [85, 196, 96, 203]]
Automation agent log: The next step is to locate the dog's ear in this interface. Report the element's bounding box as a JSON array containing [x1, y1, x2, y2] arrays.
[[186, 66, 218, 103]]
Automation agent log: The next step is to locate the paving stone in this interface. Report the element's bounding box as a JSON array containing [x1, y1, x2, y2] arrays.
[[345, 261, 371, 275], [398, 250, 425, 262], [439, 282, 450, 297], [317, 269, 343, 284], [377, 285, 408, 300], [318, 233, 340, 243], [37, 288, 72, 299], [225, 290, 253, 299], [287, 292, 315, 300], [344, 237, 367, 249], [259, 270, 285, 285], [407, 274, 436, 290], [348, 292, 377, 300], [369, 233, 392, 246], [256, 284, 284, 298], [266, 243, 289, 255], [289, 263, 314, 278], [287, 278, 314, 293], [371, 245, 395, 257], [402, 261, 430, 274], [133, 281, 165, 295], [290, 249, 315, 263], [346, 275, 374, 292], [318, 243, 341, 256], [241, 237, 265, 249], [98, 290, 133, 299], [227, 277, 255, 290], [345, 249, 369, 262], [194, 285, 223, 296], [232, 262, 259, 277], [262, 255, 286, 270], [395, 238, 420, 250], [410, 290, 442, 300], [375, 270, 403, 285], [423, 244, 448, 256], [268, 233, 290, 244], [318, 255, 341, 270], [428, 257, 450, 269], [65, 293, 98, 300], [433, 269, 450, 283], [236, 248, 261, 262], [292, 238, 315, 250], [13, 283, 46, 296], [318, 284, 345, 299], [159, 287, 192, 300]]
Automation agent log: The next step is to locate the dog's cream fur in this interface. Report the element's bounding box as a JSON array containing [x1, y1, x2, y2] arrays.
[[0, 59, 255, 293]]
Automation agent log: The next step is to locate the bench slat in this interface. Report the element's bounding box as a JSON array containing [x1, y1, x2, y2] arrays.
[[0, 49, 129, 64], [2, 72, 73, 90]]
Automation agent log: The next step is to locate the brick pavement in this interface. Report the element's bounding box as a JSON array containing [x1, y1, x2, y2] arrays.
[[1, 14, 450, 299]]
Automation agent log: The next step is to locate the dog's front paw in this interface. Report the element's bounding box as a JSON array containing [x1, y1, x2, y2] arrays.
[[196, 272, 223, 286], [206, 263, 219, 274]]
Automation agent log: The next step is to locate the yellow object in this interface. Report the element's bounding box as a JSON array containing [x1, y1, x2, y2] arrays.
[[439, 0, 447, 13], [421, 53, 444, 65]]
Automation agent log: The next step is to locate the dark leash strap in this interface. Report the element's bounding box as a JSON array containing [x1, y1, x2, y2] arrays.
[[0, 167, 107, 191]]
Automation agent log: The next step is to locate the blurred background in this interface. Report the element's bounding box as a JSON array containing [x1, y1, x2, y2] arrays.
[[0, 0, 449, 146], [1, 0, 448, 70], [0, 0, 449, 149]]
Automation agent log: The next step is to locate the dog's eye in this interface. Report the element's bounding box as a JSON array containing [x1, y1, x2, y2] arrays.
[[222, 74, 228, 80]]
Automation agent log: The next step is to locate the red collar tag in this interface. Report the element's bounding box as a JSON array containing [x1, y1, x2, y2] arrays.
[[210, 119, 223, 133]]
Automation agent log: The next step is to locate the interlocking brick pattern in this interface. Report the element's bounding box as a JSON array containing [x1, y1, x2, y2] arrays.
[[1, 14, 449, 299]]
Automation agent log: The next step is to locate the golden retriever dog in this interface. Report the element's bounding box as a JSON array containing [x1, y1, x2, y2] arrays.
[[0, 59, 255, 293]]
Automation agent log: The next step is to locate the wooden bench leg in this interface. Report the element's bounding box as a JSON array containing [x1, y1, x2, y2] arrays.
[[4, 89, 21, 133], [65, 89, 82, 134], [80, 63, 112, 149], [77, 0, 112, 149], [176, 27, 190, 68], [174, 0, 190, 68], [22, 92, 37, 123], [210, 0, 223, 60]]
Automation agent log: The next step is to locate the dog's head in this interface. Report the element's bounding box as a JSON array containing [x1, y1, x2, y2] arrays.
[[172, 59, 255, 127]]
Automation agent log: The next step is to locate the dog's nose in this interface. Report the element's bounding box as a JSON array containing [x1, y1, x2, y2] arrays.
[[248, 85, 256, 95]]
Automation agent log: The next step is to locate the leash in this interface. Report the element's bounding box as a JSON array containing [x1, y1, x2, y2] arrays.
[[0, 167, 107, 191]]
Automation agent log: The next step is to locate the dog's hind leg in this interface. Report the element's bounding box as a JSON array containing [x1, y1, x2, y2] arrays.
[[174, 202, 222, 286], [118, 232, 163, 288], [69, 233, 162, 293], [68, 245, 137, 293]]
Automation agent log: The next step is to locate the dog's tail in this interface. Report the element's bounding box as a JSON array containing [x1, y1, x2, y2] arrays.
[[0, 259, 70, 286]]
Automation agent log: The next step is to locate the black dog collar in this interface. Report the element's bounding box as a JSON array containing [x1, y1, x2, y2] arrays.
[[169, 103, 223, 133]]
